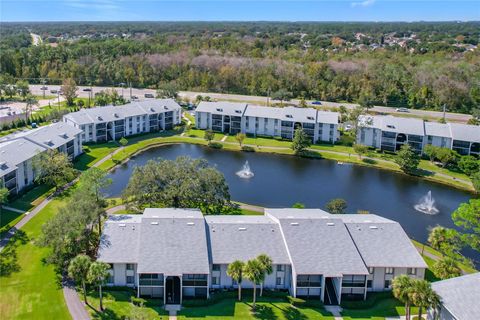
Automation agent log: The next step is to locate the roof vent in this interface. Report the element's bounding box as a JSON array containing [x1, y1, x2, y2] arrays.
[[307, 116, 314, 120], [187, 222, 195, 226], [386, 124, 395, 129], [119, 223, 126, 227], [150, 107, 155, 112], [369, 226, 378, 229], [238, 227, 247, 231], [327, 222, 335, 226], [113, 113, 119, 118], [60, 132, 68, 138], [0, 161, 6, 168], [44, 139, 53, 145], [235, 110, 242, 114], [286, 114, 293, 118], [216, 108, 223, 112], [290, 222, 299, 226], [150, 221, 159, 225], [164, 106, 169, 110]]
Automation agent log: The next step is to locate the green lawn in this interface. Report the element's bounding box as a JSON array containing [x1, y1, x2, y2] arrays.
[[0, 196, 71, 320], [184, 112, 195, 125], [341, 292, 418, 320], [0, 209, 25, 238], [74, 142, 119, 170], [178, 295, 333, 320], [7, 184, 52, 211], [86, 290, 169, 319]]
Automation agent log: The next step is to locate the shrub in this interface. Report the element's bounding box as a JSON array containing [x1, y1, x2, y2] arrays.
[[341, 291, 393, 309], [208, 142, 223, 149], [241, 145, 255, 152], [287, 295, 306, 306], [131, 296, 147, 307]]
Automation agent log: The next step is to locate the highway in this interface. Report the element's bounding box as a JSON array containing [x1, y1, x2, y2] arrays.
[[29, 84, 473, 123]]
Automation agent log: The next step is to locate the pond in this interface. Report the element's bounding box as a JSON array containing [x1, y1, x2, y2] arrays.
[[105, 143, 478, 263]]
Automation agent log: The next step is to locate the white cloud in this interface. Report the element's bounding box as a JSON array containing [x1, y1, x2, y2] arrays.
[[65, 0, 120, 11], [351, 0, 376, 8]]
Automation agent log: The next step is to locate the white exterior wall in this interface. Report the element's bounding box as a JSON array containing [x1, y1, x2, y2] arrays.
[[357, 127, 381, 148], [108, 263, 137, 287], [211, 264, 290, 290], [195, 112, 211, 130], [317, 123, 338, 143], [427, 305, 456, 320], [426, 136, 452, 149], [244, 117, 280, 137], [367, 267, 425, 292]]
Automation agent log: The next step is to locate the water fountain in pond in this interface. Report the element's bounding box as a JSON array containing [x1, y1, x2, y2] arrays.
[[236, 160, 254, 179], [414, 191, 439, 215]]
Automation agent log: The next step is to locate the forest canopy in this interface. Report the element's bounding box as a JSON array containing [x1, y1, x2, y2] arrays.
[[1, 21, 479, 114]]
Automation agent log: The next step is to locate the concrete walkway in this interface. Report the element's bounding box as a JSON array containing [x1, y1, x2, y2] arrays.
[[325, 305, 343, 320], [63, 279, 91, 320]]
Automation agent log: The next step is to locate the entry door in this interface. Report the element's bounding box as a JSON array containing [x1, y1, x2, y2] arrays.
[[165, 276, 181, 304]]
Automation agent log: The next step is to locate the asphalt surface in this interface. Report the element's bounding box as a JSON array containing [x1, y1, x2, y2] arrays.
[[29, 84, 473, 123]]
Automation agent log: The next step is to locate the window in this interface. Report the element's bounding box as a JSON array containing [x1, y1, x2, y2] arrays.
[[107, 274, 114, 284], [385, 267, 394, 274], [276, 277, 282, 286], [368, 267, 374, 274], [126, 264, 134, 270], [212, 276, 218, 285], [277, 265, 284, 272], [212, 264, 221, 271], [407, 268, 416, 275], [367, 280, 372, 288], [384, 280, 392, 289], [127, 276, 134, 284], [108, 263, 114, 269]]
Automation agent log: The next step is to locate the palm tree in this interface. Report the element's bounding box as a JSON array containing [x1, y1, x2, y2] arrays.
[[409, 279, 439, 320], [392, 275, 413, 320], [243, 259, 265, 311], [87, 261, 110, 311], [432, 257, 462, 279], [257, 254, 273, 297], [227, 260, 245, 301], [24, 94, 38, 123], [68, 254, 92, 304]]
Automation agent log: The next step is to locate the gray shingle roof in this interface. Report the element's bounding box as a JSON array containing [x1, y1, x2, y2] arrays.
[[64, 99, 181, 125], [266, 209, 368, 276], [195, 101, 247, 117], [449, 122, 480, 143], [97, 215, 142, 264], [424, 122, 451, 138], [344, 222, 427, 268], [432, 273, 480, 320], [18, 122, 82, 149], [0, 139, 46, 178], [137, 208, 210, 275], [205, 215, 290, 264]]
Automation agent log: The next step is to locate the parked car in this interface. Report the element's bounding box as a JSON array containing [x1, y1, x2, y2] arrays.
[[396, 107, 409, 113], [83, 88, 92, 92], [131, 95, 138, 100], [344, 124, 353, 131], [144, 93, 154, 98], [41, 86, 48, 90], [50, 89, 57, 94], [312, 101, 322, 105]]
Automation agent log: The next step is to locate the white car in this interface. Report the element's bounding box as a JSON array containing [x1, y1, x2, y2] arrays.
[[396, 108, 409, 113], [344, 124, 353, 131]]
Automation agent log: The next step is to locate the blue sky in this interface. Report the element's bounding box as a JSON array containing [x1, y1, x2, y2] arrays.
[[1, 1, 479, 22]]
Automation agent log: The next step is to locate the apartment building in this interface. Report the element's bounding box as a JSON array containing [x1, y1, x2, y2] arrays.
[[195, 102, 339, 143], [357, 115, 480, 155], [428, 273, 480, 320], [98, 208, 426, 306], [63, 99, 182, 143], [0, 122, 82, 195]]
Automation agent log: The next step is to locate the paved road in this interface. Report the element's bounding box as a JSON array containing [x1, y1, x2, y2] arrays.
[[29, 85, 472, 123]]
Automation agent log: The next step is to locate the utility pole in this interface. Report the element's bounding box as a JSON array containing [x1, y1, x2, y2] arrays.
[[267, 87, 271, 107], [443, 104, 446, 122]]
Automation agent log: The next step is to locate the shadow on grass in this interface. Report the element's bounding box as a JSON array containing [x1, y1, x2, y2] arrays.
[[247, 303, 278, 320], [282, 306, 308, 320], [362, 158, 377, 165], [0, 229, 28, 276]]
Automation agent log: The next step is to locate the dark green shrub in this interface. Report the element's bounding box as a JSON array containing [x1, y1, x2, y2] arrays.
[[241, 145, 255, 152], [287, 295, 306, 306], [131, 296, 147, 307], [208, 142, 223, 149]]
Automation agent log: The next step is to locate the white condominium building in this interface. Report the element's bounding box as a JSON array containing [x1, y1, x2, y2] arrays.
[[0, 123, 83, 195], [98, 208, 426, 306], [195, 102, 339, 143], [357, 115, 480, 155], [63, 99, 182, 143]]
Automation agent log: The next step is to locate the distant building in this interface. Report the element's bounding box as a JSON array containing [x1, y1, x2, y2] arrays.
[[357, 115, 480, 155], [428, 273, 480, 320], [63, 99, 182, 143], [0, 123, 82, 195], [98, 208, 426, 306], [195, 101, 339, 143]]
